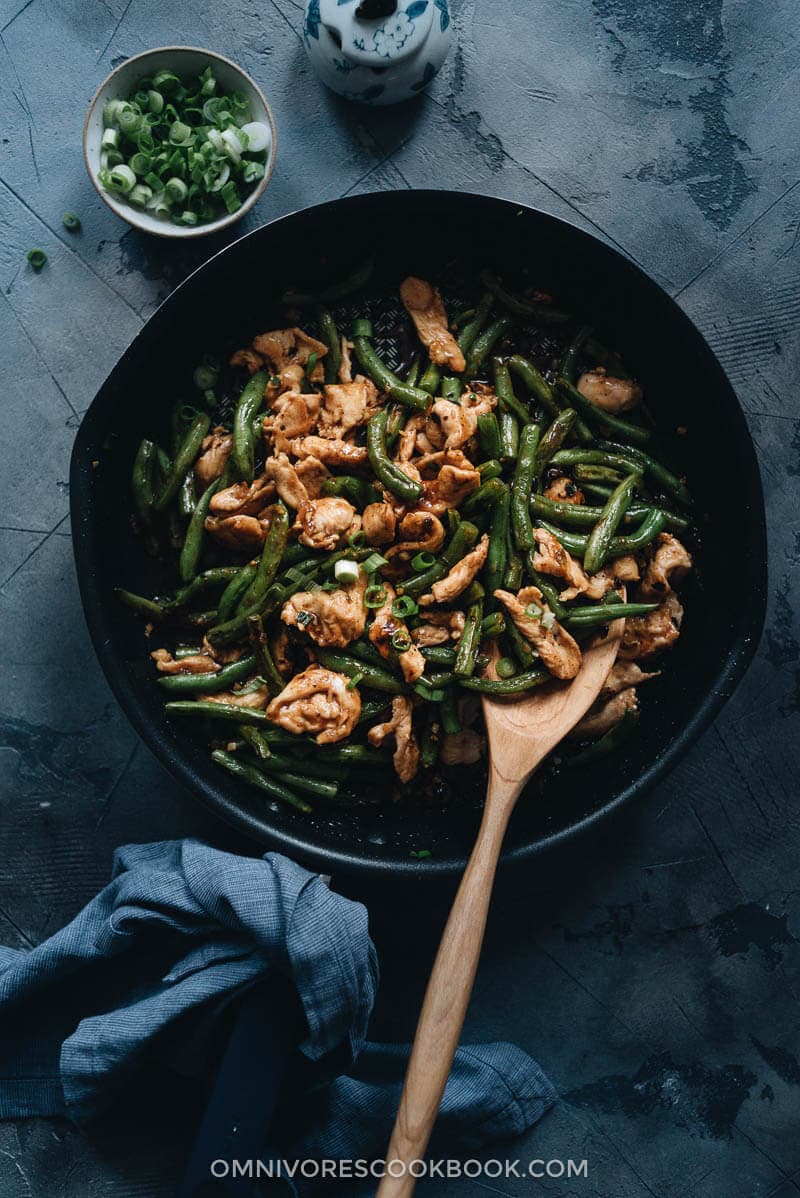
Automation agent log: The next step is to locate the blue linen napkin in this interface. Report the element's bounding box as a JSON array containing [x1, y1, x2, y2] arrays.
[[0, 839, 556, 1180]]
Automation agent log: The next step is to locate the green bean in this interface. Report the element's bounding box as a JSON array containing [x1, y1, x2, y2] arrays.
[[461, 477, 507, 517], [478, 459, 503, 481], [506, 355, 560, 419], [318, 743, 389, 765], [405, 357, 421, 387], [155, 413, 210, 511], [561, 324, 592, 382], [212, 749, 311, 813], [605, 508, 668, 555], [385, 401, 406, 449], [239, 504, 290, 614], [423, 668, 457, 689], [505, 617, 536, 670], [163, 568, 241, 613], [480, 611, 505, 637], [420, 707, 441, 768], [314, 647, 405, 693], [525, 560, 567, 620], [458, 667, 549, 695], [367, 408, 423, 504], [157, 653, 258, 694], [239, 725, 272, 759], [598, 440, 692, 508], [358, 696, 393, 724], [181, 609, 219, 630], [419, 360, 441, 395], [583, 472, 640, 574], [498, 409, 519, 461], [484, 484, 509, 610], [503, 550, 523, 590], [479, 270, 569, 324], [440, 376, 463, 401], [352, 319, 430, 410], [316, 305, 341, 383], [177, 469, 197, 519], [216, 564, 254, 623], [116, 588, 167, 621], [167, 701, 270, 725], [465, 315, 514, 377], [458, 292, 493, 358], [232, 371, 268, 482], [281, 256, 374, 307], [440, 688, 461, 733], [511, 423, 540, 551], [179, 472, 228, 585], [131, 439, 158, 550], [567, 708, 640, 766], [420, 646, 458, 665], [556, 376, 651, 447], [477, 412, 502, 460], [564, 602, 658, 628], [454, 598, 484, 677], [249, 756, 339, 799], [530, 493, 665, 530], [492, 357, 530, 424], [320, 475, 380, 508], [533, 409, 577, 478], [246, 614, 285, 696], [401, 521, 479, 599], [572, 463, 627, 486]]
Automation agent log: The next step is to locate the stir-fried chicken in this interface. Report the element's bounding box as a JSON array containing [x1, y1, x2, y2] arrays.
[[558, 552, 640, 602], [368, 583, 426, 684], [544, 476, 584, 504], [317, 377, 379, 439], [577, 368, 642, 413], [263, 453, 309, 510], [620, 592, 684, 660], [531, 528, 589, 595], [440, 728, 485, 766], [294, 456, 330, 499], [338, 337, 353, 383], [288, 436, 368, 468], [266, 665, 361, 744], [414, 450, 481, 512], [296, 496, 360, 550], [202, 686, 269, 709], [362, 501, 397, 546], [494, 585, 582, 679], [399, 276, 466, 373], [250, 327, 327, 393], [428, 399, 478, 450], [229, 348, 263, 376], [599, 660, 659, 701], [571, 687, 638, 740], [386, 510, 445, 559], [194, 427, 233, 487], [420, 535, 490, 606], [271, 627, 294, 677], [205, 512, 271, 552], [282, 573, 367, 649], [412, 610, 466, 646], [151, 649, 218, 675], [368, 695, 420, 783], [638, 534, 692, 599], [263, 391, 321, 452], [210, 475, 275, 517]]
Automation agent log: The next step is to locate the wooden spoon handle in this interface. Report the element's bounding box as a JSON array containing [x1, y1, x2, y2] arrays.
[[376, 774, 520, 1198]]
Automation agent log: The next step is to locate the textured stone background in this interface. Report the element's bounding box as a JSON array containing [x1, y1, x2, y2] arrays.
[[1, 1, 799, 1195]]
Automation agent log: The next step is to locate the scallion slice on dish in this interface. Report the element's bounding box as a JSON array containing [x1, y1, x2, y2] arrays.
[[334, 559, 360, 585]]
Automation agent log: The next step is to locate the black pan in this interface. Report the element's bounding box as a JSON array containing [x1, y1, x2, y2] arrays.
[[70, 190, 766, 878]]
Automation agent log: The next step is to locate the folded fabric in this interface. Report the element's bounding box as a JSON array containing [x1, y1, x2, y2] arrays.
[[0, 839, 556, 1187]]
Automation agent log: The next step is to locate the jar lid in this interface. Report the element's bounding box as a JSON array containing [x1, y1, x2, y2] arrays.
[[317, 0, 435, 67]]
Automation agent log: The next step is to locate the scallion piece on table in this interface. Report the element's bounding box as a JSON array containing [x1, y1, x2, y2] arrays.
[[27, 249, 47, 272]]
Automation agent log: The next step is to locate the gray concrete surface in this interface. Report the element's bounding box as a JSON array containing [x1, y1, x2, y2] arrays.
[[1, 1, 798, 1195]]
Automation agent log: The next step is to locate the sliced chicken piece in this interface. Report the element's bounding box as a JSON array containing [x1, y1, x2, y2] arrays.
[[544, 476, 584, 504], [251, 327, 327, 393], [412, 610, 466, 646], [294, 456, 331, 500], [559, 553, 640, 602], [266, 665, 361, 745], [415, 450, 481, 513], [570, 687, 638, 740], [396, 413, 436, 460], [428, 399, 478, 451], [288, 436, 368, 468], [151, 649, 218, 675], [297, 496, 361, 550], [318, 377, 379, 439], [201, 638, 244, 665], [577, 367, 642, 413], [420, 535, 489, 606], [494, 585, 582, 680], [202, 686, 268, 709], [368, 695, 420, 783], [362, 502, 398, 546], [599, 660, 659, 701], [263, 390, 321, 452], [462, 383, 497, 415], [385, 510, 446, 560], [271, 627, 294, 678], [638, 533, 693, 599], [205, 511, 272, 552], [338, 337, 354, 383], [368, 583, 425, 684], [263, 453, 309, 510], [229, 348, 264, 375], [619, 592, 684, 661], [282, 573, 367, 649], [440, 728, 485, 766], [400, 276, 465, 373], [209, 474, 275, 517], [194, 427, 233, 487], [532, 528, 590, 595]]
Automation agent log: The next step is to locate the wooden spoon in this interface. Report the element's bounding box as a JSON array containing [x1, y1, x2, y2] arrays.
[[376, 617, 625, 1197]]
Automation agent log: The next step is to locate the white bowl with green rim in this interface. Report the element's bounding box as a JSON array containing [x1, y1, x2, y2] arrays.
[[83, 46, 277, 239]]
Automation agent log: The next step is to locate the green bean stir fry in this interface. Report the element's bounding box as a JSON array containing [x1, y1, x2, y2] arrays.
[[122, 269, 694, 813]]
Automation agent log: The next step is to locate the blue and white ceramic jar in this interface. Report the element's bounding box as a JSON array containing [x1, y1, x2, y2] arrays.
[[303, 0, 453, 106]]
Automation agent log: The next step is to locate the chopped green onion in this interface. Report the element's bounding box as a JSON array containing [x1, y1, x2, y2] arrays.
[[414, 682, 445, 702], [101, 127, 119, 150], [62, 212, 81, 232], [178, 210, 199, 226], [541, 610, 556, 630], [364, 584, 387, 609], [193, 356, 219, 390], [412, 551, 436, 572], [129, 151, 152, 176], [220, 180, 241, 214], [334, 559, 361, 585], [362, 553, 389, 575], [346, 672, 364, 691], [295, 610, 313, 627], [391, 631, 412, 652], [392, 595, 419, 619], [348, 530, 368, 549], [27, 248, 47, 272], [240, 120, 271, 152], [118, 107, 142, 137], [495, 657, 517, 679], [152, 69, 180, 94], [128, 183, 153, 207], [148, 89, 164, 114], [108, 164, 136, 193], [525, 603, 543, 620]]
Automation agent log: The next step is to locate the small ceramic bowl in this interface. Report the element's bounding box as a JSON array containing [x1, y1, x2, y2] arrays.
[[83, 46, 277, 239]]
